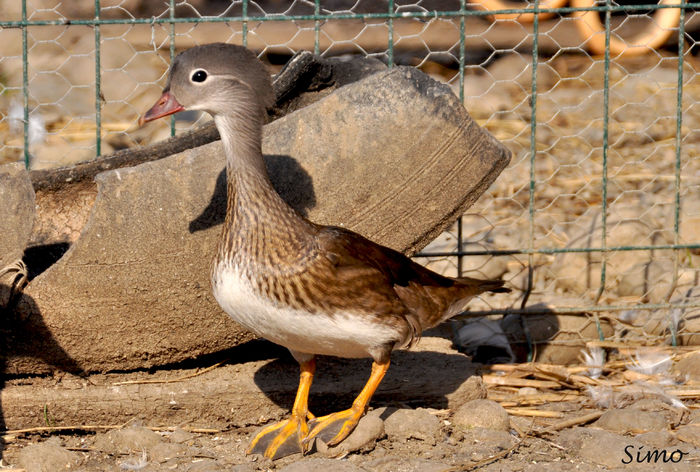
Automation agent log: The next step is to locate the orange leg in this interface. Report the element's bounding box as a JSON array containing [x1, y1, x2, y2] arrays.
[[304, 359, 389, 448], [247, 358, 316, 459]]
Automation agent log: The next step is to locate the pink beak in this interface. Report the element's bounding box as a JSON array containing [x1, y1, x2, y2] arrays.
[[139, 91, 185, 126]]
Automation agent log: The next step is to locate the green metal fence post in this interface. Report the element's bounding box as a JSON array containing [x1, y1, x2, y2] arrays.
[[94, 0, 102, 157], [522, 0, 542, 361], [21, 0, 29, 168], [169, 0, 176, 137], [242, 0, 248, 47], [314, 0, 321, 55], [387, 0, 394, 67], [670, 0, 687, 346]]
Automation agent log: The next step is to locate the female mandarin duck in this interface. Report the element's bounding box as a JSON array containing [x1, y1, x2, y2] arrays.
[[141, 43, 508, 460]]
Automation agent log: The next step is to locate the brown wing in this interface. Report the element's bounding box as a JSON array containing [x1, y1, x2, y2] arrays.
[[315, 225, 508, 332]]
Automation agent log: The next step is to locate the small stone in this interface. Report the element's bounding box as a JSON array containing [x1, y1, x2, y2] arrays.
[[364, 455, 452, 472], [555, 427, 694, 470], [637, 431, 677, 449], [628, 398, 687, 426], [18, 441, 80, 472], [186, 459, 224, 471], [230, 464, 258, 472], [93, 425, 163, 454], [594, 408, 669, 434], [278, 457, 365, 472], [150, 441, 187, 462], [452, 399, 510, 431], [463, 427, 515, 451], [689, 409, 700, 424], [673, 351, 700, 382], [316, 409, 384, 455], [557, 428, 637, 468], [445, 376, 487, 410], [382, 407, 442, 444], [676, 424, 700, 448], [169, 427, 195, 444]]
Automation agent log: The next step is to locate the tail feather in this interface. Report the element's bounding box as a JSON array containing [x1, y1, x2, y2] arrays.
[[394, 276, 510, 332], [454, 276, 510, 295]]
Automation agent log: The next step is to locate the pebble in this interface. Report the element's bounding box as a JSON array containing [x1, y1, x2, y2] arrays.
[[452, 399, 510, 432], [593, 408, 669, 434], [445, 376, 487, 410], [673, 351, 700, 382], [315, 409, 385, 455], [230, 464, 258, 472], [278, 457, 366, 472], [17, 440, 80, 472], [628, 398, 687, 426], [363, 455, 452, 472], [556, 427, 697, 471], [557, 427, 639, 468], [382, 407, 442, 444], [169, 427, 196, 444], [186, 458, 225, 471], [675, 424, 700, 448], [636, 431, 677, 449], [462, 427, 515, 451], [149, 441, 187, 462], [93, 425, 163, 454], [688, 408, 700, 424]]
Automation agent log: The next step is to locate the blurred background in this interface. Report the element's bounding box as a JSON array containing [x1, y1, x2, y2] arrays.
[[3, 0, 700, 355]]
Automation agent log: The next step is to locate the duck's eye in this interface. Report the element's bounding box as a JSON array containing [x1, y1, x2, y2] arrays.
[[191, 70, 208, 83]]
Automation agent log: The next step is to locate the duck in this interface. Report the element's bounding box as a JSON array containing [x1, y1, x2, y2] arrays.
[[140, 43, 509, 460]]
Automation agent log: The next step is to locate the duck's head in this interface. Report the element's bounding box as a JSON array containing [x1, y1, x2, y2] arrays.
[[140, 43, 273, 125]]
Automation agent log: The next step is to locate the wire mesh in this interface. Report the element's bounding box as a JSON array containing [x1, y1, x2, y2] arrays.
[[2, 0, 700, 359]]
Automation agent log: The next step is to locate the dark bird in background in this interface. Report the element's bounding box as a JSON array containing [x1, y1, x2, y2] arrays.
[[141, 43, 509, 459]]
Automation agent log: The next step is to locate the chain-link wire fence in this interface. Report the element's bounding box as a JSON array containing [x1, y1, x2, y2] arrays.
[[2, 0, 700, 361]]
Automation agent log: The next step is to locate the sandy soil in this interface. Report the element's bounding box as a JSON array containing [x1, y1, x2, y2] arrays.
[[3, 334, 700, 471]]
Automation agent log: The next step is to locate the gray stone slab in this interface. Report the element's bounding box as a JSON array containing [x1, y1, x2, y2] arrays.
[[9, 66, 510, 373], [0, 162, 34, 270], [0, 162, 34, 309]]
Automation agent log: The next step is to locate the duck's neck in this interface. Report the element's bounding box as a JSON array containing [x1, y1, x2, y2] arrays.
[[214, 112, 313, 266], [215, 114, 269, 184]]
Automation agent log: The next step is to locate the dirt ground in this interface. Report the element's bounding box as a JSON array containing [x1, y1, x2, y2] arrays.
[[2, 332, 700, 471]]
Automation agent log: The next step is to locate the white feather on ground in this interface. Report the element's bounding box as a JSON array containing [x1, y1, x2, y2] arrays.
[[580, 346, 605, 379], [119, 450, 148, 471], [629, 351, 672, 377]]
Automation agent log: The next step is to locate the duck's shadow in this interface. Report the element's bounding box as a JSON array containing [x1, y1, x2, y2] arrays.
[[0, 288, 83, 461], [251, 339, 479, 415], [189, 154, 316, 232]]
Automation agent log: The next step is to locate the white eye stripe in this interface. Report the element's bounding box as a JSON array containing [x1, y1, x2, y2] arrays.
[[216, 74, 255, 92], [187, 72, 254, 94]]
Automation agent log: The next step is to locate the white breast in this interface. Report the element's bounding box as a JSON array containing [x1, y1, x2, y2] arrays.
[[211, 263, 402, 359]]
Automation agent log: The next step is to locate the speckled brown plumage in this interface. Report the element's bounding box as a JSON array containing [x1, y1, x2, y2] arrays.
[[141, 43, 509, 459]]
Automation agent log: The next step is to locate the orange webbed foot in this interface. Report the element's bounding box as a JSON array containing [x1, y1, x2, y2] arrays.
[[247, 412, 311, 460], [303, 406, 365, 448], [247, 358, 316, 459]]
